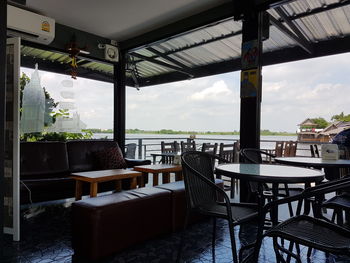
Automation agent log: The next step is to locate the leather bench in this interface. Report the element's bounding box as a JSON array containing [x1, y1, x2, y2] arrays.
[[72, 187, 172, 261], [72, 179, 224, 261]]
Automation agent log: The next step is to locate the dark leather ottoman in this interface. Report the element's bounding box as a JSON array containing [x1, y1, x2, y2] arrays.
[[156, 179, 224, 231], [72, 187, 172, 261]]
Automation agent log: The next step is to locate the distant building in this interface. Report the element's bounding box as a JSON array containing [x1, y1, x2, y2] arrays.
[[317, 121, 350, 142], [297, 118, 323, 142], [297, 118, 350, 142]]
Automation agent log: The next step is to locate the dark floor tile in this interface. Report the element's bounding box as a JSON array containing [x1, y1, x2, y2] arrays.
[[3, 204, 350, 263]]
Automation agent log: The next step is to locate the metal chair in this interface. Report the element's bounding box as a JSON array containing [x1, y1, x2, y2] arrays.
[[310, 144, 320, 158], [218, 142, 240, 198], [284, 141, 297, 157], [160, 141, 179, 163], [274, 141, 284, 157], [240, 148, 304, 216], [125, 143, 136, 159], [179, 151, 259, 263], [323, 189, 350, 225], [323, 193, 350, 225], [180, 140, 196, 152], [253, 177, 350, 262], [201, 142, 218, 156]]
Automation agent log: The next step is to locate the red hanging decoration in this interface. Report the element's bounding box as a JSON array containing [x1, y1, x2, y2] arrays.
[[66, 36, 89, 79]]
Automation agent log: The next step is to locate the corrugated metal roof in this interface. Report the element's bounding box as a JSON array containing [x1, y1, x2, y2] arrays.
[[21, 0, 350, 87], [128, 0, 350, 86]]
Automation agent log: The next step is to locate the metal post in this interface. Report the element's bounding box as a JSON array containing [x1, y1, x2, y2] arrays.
[[138, 138, 142, 159], [239, 9, 269, 201], [0, 1, 7, 256], [113, 50, 126, 154]]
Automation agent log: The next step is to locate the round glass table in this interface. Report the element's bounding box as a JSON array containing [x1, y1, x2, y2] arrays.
[[215, 163, 325, 224], [216, 163, 325, 184], [275, 157, 350, 168], [275, 157, 350, 180]]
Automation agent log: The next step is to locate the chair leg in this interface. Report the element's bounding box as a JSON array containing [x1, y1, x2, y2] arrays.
[[176, 210, 190, 263], [336, 210, 344, 225], [212, 217, 216, 261], [307, 246, 312, 258], [227, 220, 238, 263], [274, 238, 301, 263], [250, 225, 264, 262], [230, 178, 235, 199], [331, 210, 337, 222]]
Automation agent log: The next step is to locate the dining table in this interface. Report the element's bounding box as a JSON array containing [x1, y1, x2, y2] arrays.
[[275, 157, 350, 180], [215, 163, 325, 225]]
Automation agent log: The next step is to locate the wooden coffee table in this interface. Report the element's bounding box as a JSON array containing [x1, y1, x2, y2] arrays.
[[133, 164, 182, 186], [71, 169, 142, 200]]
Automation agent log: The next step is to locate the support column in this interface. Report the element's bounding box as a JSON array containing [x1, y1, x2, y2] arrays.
[[0, 1, 7, 256], [239, 10, 269, 201], [113, 50, 126, 154]]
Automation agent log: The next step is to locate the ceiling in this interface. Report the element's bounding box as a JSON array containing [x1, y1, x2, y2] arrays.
[[15, 0, 350, 87], [25, 0, 230, 41]]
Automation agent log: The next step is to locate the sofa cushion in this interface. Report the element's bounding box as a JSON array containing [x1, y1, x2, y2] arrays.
[[94, 146, 127, 169], [72, 187, 172, 261], [20, 142, 69, 180], [67, 140, 121, 172]]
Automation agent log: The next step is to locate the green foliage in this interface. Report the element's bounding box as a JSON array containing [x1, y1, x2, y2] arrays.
[[43, 87, 59, 126], [311, 117, 329, 129], [19, 72, 30, 111], [21, 131, 93, 142], [82, 128, 113, 133], [112, 128, 296, 136], [331, 112, 350, 122]]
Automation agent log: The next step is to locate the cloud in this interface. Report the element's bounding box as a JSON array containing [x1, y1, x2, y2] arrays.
[[188, 80, 232, 101], [22, 52, 350, 133]]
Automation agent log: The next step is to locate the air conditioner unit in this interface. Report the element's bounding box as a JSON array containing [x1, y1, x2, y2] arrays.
[[7, 5, 55, 45]]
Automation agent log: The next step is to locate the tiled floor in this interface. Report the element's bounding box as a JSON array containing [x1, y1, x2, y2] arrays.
[[3, 203, 350, 263]]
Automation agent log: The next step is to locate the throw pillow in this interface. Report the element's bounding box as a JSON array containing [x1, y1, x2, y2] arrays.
[[94, 146, 127, 169]]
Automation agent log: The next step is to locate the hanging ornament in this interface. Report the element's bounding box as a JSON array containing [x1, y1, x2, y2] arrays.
[[66, 35, 90, 79], [20, 64, 45, 134]]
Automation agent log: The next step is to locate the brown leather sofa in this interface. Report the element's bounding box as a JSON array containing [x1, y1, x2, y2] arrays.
[[20, 140, 151, 205], [72, 179, 223, 262]]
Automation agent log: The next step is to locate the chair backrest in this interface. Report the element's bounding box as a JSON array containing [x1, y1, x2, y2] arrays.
[[181, 151, 219, 210], [201, 142, 218, 156], [310, 144, 315, 157], [314, 144, 320, 158], [274, 141, 284, 157], [284, 141, 297, 157], [284, 141, 291, 157], [240, 148, 275, 193], [125, 143, 136, 159], [240, 148, 264, 164], [219, 143, 236, 164], [161, 141, 179, 153], [289, 141, 298, 156], [310, 144, 320, 158], [181, 141, 196, 152]]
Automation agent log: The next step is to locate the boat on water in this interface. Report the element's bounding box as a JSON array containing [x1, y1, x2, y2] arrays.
[[297, 118, 350, 142]]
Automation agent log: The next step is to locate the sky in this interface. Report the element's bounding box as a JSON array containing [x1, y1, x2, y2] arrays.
[[21, 52, 350, 133]]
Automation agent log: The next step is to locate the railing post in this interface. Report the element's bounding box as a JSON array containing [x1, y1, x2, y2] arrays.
[[138, 139, 142, 159]]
